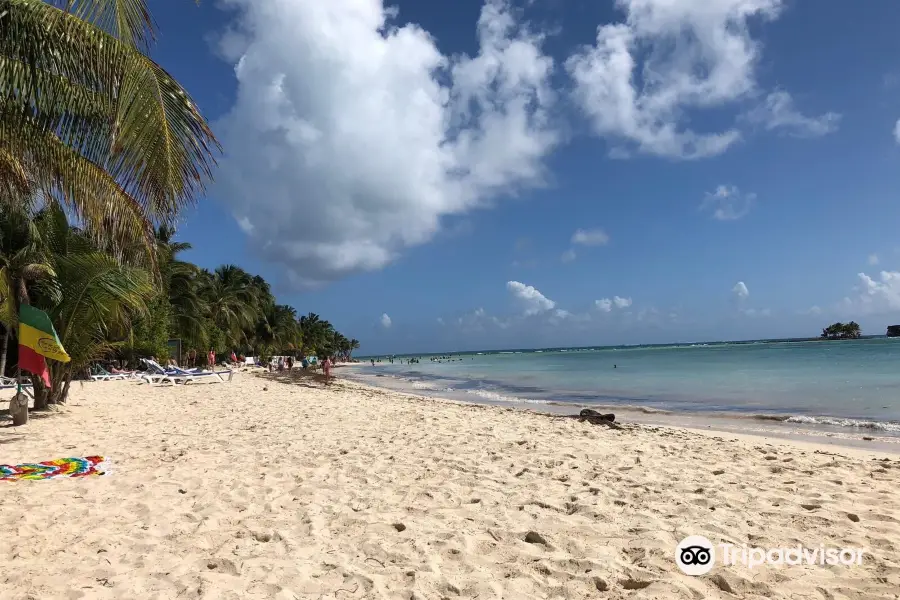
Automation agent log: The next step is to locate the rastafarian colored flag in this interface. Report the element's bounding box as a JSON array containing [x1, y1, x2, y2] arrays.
[[18, 304, 69, 386]]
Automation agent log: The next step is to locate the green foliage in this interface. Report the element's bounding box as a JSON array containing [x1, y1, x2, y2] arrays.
[[820, 321, 862, 340], [0, 0, 219, 256], [128, 293, 171, 362], [0, 202, 360, 406], [0, 1, 357, 405], [205, 323, 227, 355], [21, 206, 156, 405]]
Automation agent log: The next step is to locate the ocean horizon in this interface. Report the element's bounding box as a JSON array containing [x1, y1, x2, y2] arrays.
[[349, 337, 900, 436]]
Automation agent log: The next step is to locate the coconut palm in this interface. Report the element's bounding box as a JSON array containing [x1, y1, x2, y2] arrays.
[[155, 226, 207, 348], [201, 265, 261, 347], [271, 305, 301, 350], [0, 201, 56, 375], [299, 312, 335, 358], [253, 303, 301, 357], [315, 319, 336, 357], [29, 206, 153, 407], [0, 0, 219, 255]]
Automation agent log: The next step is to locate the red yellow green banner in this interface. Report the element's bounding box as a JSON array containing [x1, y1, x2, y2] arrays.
[[18, 304, 69, 386]]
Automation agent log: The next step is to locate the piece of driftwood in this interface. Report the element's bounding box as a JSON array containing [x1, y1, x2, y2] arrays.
[[579, 408, 615, 422], [558, 408, 621, 428]]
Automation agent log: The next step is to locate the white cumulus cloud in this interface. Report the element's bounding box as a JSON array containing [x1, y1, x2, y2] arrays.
[[215, 0, 559, 286], [733, 281, 749, 299], [595, 296, 631, 311], [613, 295, 632, 308], [571, 228, 610, 246], [701, 185, 755, 221], [567, 0, 779, 159], [850, 271, 900, 314], [566, 0, 837, 159], [743, 90, 840, 138], [869, 254, 880, 266], [507, 280, 555, 315], [894, 119, 900, 144], [381, 313, 392, 328]]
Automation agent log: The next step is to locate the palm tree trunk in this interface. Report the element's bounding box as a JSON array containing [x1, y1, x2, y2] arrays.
[[0, 326, 9, 377], [31, 376, 49, 411], [50, 369, 72, 405]]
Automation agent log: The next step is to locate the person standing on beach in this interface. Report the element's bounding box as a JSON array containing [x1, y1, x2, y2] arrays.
[[323, 356, 333, 385], [208, 349, 215, 369]]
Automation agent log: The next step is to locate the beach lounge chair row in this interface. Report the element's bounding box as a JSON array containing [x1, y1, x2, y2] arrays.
[[139, 359, 233, 386], [90, 365, 138, 381]]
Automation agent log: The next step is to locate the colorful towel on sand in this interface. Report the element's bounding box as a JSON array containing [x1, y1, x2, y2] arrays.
[[0, 456, 109, 481]]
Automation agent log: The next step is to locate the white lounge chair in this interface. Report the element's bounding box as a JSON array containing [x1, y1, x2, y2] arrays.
[[1, 382, 34, 399], [140, 359, 232, 386], [138, 359, 179, 385], [90, 365, 129, 381], [168, 365, 233, 385]]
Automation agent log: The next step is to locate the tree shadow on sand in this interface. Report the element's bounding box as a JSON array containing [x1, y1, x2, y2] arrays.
[[0, 406, 60, 430]]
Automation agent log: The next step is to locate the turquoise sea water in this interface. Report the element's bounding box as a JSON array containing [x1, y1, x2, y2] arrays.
[[351, 338, 900, 434]]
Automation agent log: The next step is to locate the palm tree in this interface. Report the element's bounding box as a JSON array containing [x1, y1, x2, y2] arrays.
[[332, 332, 350, 361], [201, 265, 260, 348], [1, 0, 219, 255], [270, 305, 301, 351], [299, 312, 322, 358], [30, 206, 153, 407], [316, 319, 336, 357], [249, 275, 274, 307], [253, 303, 301, 357], [156, 226, 207, 348], [0, 201, 55, 375]]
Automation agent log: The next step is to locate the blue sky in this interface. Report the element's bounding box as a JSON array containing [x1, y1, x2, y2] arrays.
[[149, 0, 900, 354]]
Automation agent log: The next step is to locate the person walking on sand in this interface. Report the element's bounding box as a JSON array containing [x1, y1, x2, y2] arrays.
[[323, 356, 333, 385]]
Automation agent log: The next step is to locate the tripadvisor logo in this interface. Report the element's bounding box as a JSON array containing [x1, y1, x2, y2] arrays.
[[675, 536, 866, 574], [676, 536, 715, 575]]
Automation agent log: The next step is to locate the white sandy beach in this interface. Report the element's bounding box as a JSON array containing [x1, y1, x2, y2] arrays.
[[1, 373, 899, 599]]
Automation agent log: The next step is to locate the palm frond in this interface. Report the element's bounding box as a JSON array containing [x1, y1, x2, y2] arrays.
[[3, 117, 157, 257], [0, 0, 220, 221], [52, 250, 152, 357], [56, 0, 156, 48], [0, 150, 30, 204]]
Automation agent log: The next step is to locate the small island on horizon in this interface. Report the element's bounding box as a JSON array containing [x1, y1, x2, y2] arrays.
[[820, 321, 862, 340]]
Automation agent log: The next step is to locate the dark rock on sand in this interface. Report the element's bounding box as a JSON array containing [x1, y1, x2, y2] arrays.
[[524, 531, 548, 545]]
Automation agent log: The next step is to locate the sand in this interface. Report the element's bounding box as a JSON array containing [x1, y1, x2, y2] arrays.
[[1, 373, 898, 599]]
